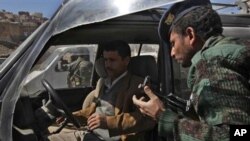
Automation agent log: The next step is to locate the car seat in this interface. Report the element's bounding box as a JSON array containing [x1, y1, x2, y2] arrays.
[[128, 55, 159, 141], [128, 55, 158, 84], [94, 57, 107, 78]]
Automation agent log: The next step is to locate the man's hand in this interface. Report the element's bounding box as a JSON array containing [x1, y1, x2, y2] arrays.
[[87, 113, 107, 130], [132, 86, 165, 120]]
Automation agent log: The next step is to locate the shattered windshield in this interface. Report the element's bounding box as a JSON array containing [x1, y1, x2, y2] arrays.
[[53, 0, 185, 34], [54, 0, 249, 35]]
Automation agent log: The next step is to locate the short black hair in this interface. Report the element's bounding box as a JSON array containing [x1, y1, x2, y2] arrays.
[[172, 6, 223, 40], [102, 40, 131, 58]]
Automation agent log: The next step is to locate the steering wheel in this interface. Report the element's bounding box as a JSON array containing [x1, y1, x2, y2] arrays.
[[41, 79, 81, 129]]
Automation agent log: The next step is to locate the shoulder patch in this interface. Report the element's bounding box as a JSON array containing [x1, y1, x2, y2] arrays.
[[165, 13, 175, 25]]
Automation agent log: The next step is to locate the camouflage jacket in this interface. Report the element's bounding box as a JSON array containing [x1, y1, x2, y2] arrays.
[[158, 36, 250, 141], [67, 58, 93, 87]]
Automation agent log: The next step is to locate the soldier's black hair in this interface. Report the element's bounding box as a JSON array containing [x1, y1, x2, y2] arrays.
[[102, 40, 131, 58], [172, 6, 223, 41]]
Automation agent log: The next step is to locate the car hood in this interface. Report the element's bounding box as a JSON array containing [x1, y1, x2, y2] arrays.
[[53, 0, 184, 35]]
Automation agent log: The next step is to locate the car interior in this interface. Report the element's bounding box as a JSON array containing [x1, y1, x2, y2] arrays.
[[11, 6, 250, 141], [13, 10, 162, 141]]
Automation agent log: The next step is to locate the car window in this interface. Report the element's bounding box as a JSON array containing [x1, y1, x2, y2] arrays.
[[22, 44, 97, 96], [130, 44, 159, 62], [22, 43, 159, 96]]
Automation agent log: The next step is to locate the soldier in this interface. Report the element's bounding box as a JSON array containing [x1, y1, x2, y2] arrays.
[[67, 55, 93, 88], [58, 50, 93, 88], [133, 0, 250, 141]]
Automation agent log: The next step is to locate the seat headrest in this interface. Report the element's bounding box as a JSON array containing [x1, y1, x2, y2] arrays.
[[94, 57, 107, 78], [128, 55, 158, 83]]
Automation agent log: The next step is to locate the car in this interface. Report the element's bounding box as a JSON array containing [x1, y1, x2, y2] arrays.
[[0, 0, 250, 141]]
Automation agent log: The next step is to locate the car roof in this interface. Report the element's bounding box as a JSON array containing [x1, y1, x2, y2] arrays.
[[52, 0, 182, 35], [52, 0, 250, 35], [47, 7, 250, 46]]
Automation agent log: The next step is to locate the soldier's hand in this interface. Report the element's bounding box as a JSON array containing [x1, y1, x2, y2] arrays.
[[133, 86, 165, 120]]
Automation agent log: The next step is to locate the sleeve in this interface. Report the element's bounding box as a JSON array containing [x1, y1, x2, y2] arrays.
[[159, 78, 233, 141], [106, 85, 156, 136], [158, 109, 230, 141], [106, 108, 156, 136], [158, 65, 239, 141]]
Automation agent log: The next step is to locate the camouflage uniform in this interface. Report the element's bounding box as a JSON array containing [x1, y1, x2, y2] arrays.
[[158, 36, 250, 141], [67, 57, 93, 88]]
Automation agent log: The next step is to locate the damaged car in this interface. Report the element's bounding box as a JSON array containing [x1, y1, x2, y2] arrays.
[[0, 0, 250, 141]]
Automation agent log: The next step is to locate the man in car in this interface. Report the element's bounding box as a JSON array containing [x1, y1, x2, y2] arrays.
[[49, 40, 155, 141], [133, 0, 250, 141]]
